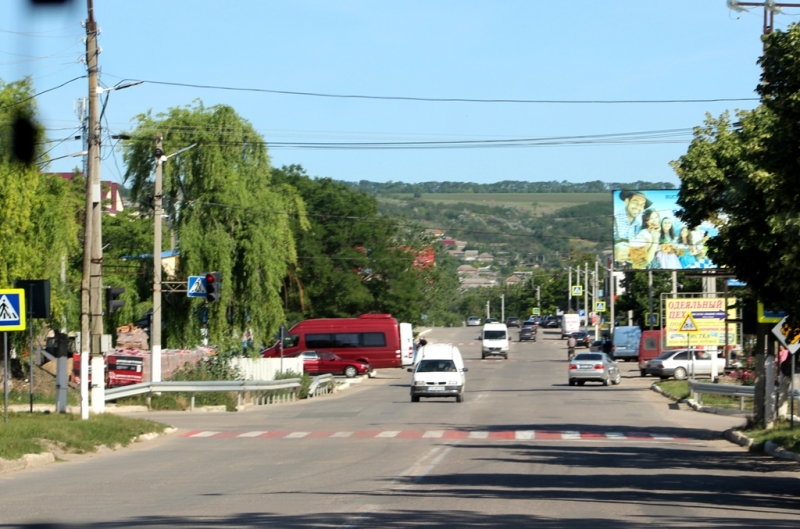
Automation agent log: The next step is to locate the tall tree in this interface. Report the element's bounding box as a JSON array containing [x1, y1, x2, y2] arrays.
[[672, 22, 800, 321], [122, 102, 306, 349]]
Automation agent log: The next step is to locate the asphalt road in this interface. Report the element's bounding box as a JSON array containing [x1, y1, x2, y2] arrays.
[[2, 326, 799, 528]]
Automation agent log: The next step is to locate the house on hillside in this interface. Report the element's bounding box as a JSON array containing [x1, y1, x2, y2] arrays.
[[463, 250, 479, 261], [457, 265, 478, 276], [476, 252, 494, 264], [504, 275, 524, 286]]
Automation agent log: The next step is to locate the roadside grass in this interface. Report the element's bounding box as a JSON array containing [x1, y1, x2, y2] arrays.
[[655, 379, 754, 411], [6, 388, 81, 406], [0, 412, 168, 461], [742, 420, 800, 453]]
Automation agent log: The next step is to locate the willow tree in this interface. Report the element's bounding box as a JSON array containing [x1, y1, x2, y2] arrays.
[[0, 78, 82, 337], [122, 102, 306, 350]]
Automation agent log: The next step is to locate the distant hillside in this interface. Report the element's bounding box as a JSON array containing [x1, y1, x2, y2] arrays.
[[338, 179, 676, 195]]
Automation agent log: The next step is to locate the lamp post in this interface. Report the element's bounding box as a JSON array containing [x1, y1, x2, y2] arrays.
[[151, 138, 197, 382]]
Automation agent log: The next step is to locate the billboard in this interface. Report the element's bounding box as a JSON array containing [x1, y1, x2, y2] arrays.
[[664, 297, 738, 347], [612, 189, 719, 270]]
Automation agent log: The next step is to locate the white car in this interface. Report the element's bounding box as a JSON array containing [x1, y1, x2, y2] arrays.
[[646, 349, 726, 380], [466, 316, 482, 326], [409, 344, 468, 403]]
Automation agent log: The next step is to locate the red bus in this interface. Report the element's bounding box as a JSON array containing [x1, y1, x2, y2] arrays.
[[261, 314, 413, 370]]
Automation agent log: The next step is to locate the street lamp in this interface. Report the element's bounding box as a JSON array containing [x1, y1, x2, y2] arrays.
[[151, 138, 197, 382]]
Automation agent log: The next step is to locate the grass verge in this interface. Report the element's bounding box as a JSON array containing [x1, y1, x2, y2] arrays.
[[0, 412, 168, 461], [654, 380, 754, 411], [742, 420, 800, 453]]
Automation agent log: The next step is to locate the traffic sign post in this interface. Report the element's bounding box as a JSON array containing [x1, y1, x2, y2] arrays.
[[532, 307, 540, 316], [678, 311, 700, 379], [595, 301, 606, 313], [0, 289, 25, 423], [572, 286, 583, 296], [646, 312, 660, 327]]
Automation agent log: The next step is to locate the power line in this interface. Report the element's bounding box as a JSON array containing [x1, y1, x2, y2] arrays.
[[131, 78, 757, 105]]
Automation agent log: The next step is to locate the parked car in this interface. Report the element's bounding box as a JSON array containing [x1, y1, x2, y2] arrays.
[[571, 331, 591, 348], [589, 340, 603, 352], [542, 315, 559, 328], [505, 316, 521, 328], [519, 326, 536, 342], [466, 316, 482, 327], [645, 349, 726, 380], [568, 352, 621, 386], [300, 350, 370, 378], [485, 318, 499, 324]]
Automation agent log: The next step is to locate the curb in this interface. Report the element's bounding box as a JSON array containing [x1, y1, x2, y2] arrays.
[[0, 426, 177, 475], [652, 383, 800, 463]]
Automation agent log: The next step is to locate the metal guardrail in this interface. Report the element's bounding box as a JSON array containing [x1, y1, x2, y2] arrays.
[[688, 380, 800, 411], [105, 379, 302, 411], [308, 374, 335, 398]]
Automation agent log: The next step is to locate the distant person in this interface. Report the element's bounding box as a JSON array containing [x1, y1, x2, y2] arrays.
[[602, 338, 613, 356], [418, 337, 428, 348], [567, 335, 577, 360]]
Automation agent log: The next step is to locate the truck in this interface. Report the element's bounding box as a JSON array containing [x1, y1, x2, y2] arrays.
[[561, 314, 581, 339]]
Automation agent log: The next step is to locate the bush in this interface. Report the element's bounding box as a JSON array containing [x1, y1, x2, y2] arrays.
[[274, 369, 312, 399]]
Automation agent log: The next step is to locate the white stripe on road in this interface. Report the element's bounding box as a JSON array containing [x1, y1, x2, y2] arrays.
[[237, 431, 268, 438], [605, 432, 626, 439], [285, 432, 310, 438], [331, 431, 353, 438], [468, 431, 489, 439], [562, 431, 581, 440], [376, 431, 400, 438], [650, 434, 674, 440], [515, 430, 536, 440], [190, 431, 219, 438], [422, 430, 444, 438]]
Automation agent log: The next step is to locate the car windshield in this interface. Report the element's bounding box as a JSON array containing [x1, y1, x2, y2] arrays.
[[483, 330, 506, 340], [573, 353, 603, 362], [417, 360, 457, 372]]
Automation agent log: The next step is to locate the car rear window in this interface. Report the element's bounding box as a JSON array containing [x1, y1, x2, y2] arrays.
[[573, 353, 603, 361], [417, 360, 457, 372]]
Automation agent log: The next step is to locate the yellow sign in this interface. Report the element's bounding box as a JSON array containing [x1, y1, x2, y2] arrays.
[[595, 301, 606, 312], [0, 289, 26, 331], [665, 297, 738, 347], [572, 286, 583, 296], [532, 307, 541, 316], [757, 301, 785, 324]]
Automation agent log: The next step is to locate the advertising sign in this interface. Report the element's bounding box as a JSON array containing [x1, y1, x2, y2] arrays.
[[665, 297, 738, 346], [612, 189, 719, 270]]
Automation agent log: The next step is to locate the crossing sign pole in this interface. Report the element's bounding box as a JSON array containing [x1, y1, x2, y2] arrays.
[[0, 288, 25, 423]]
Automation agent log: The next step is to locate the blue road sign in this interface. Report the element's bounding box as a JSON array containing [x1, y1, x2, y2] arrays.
[[578, 309, 586, 318], [0, 289, 26, 331], [187, 276, 208, 298]]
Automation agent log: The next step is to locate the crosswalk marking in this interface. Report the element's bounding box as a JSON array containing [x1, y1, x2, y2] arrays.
[[285, 432, 310, 438], [422, 430, 445, 438], [237, 431, 268, 437], [181, 429, 690, 442]]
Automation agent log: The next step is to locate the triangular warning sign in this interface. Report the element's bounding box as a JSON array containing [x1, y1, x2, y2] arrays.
[[189, 278, 207, 294], [679, 312, 699, 332], [0, 295, 20, 321]]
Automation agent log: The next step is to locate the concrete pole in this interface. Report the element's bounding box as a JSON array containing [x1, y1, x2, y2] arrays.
[[568, 267, 572, 312], [501, 294, 505, 323], [609, 258, 615, 335], [152, 134, 164, 382], [584, 262, 589, 329], [594, 260, 599, 340], [80, 2, 97, 419]]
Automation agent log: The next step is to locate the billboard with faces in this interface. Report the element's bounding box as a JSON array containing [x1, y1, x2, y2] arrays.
[[612, 189, 719, 271]]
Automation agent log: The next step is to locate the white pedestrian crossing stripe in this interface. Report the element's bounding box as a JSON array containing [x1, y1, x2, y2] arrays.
[[237, 431, 268, 437], [422, 430, 444, 438], [376, 431, 400, 438], [285, 432, 309, 438], [515, 430, 536, 440]]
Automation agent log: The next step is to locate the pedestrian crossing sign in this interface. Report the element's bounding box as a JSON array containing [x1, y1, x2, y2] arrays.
[[679, 312, 699, 332], [595, 301, 606, 312], [532, 307, 540, 316], [0, 289, 25, 331], [572, 286, 583, 296], [187, 276, 208, 298]]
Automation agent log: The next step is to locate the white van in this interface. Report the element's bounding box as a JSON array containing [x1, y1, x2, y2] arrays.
[[481, 323, 509, 359], [408, 344, 468, 402], [399, 322, 414, 366], [561, 314, 581, 339]]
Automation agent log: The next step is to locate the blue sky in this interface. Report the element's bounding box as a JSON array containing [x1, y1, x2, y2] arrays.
[[2, 1, 794, 186]]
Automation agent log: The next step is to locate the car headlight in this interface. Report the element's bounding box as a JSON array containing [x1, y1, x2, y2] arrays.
[[448, 380, 458, 385]]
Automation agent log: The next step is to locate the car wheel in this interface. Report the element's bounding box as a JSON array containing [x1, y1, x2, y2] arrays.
[[602, 375, 610, 386], [481, 354, 486, 359], [640, 369, 646, 377], [613, 372, 622, 385], [660, 376, 669, 380], [503, 354, 508, 360], [577, 380, 585, 386], [674, 367, 687, 380], [411, 395, 420, 403], [344, 366, 358, 378], [569, 379, 575, 386], [456, 393, 464, 403], [367, 369, 376, 378]]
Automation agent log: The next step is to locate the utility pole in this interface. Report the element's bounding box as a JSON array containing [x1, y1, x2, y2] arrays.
[[568, 267, 572, 312], [79, 0, 100, 419], [584, 262, 589, 329], [152, 134, 164, 382], [730, 1, 800, 36]]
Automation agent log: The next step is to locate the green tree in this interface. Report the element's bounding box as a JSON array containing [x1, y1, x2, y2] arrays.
[[0, 78, 82, 340], [671, 22, 800, 321], [122, 102, 307, 350]]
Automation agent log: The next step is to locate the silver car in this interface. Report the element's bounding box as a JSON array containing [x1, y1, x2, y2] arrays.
[[466, 316, 482, 326], [646, 349, 726, 380], [568, 352, 621, 387]]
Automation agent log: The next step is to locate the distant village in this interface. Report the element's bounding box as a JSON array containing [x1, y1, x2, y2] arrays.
[[426, 229, 534, 291]]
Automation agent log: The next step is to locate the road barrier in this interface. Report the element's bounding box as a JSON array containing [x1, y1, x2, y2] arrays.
[[104, 376, 334, 411], [688, 380, 800, 411]]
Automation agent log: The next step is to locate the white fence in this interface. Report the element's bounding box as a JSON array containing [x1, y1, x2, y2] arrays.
[[230, 357, 303, 380]]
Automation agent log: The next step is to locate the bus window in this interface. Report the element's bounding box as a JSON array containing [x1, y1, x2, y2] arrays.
[[362, 332, 386, 347], [334, 333, 360, 348], [306, 334, 332, 348]]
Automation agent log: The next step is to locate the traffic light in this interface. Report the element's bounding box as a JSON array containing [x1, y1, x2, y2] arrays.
[[106, 287, 126, 314], [205, 272, 222, 303]]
